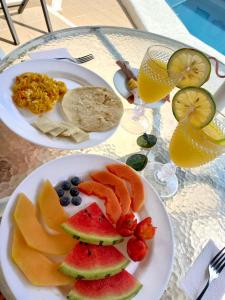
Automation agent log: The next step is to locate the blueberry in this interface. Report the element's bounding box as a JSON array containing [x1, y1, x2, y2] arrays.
[[70, 187, 79, 196], [56, 187, 64, 197], [71, 196, 82, 206], [61, 180, 71, 190], [71, 176, 81, 186], [60, 196, 70, 206]]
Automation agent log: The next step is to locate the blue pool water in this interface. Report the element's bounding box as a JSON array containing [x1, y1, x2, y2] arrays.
[[166, 0, 225, 55]]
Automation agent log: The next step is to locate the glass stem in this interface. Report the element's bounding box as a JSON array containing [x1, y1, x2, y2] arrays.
[[132, 101, 146, 121], [155, 162, 176, 184]]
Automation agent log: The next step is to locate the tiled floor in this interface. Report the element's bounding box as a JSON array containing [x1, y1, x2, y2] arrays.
[[0, 0, 133, 54]]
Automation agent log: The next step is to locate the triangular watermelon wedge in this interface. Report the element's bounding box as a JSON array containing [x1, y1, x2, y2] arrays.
[[67, 270, 142, 300], [62, 203, 123, 245], [59, 242, 130, 280]]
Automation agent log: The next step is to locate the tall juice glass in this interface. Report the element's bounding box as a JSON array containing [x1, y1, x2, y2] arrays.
[[121, 45, 178, 134], [144, 112, 225, 198], [169, 114, 225, 168], [138, 45, 176, 103]]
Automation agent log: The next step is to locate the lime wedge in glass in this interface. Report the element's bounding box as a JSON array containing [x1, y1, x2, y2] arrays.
[[202, 121, 225, 145], [167, 48, 211, 88]]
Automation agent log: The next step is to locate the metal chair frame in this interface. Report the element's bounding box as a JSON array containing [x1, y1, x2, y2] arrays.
[[0, 0, 53, 45]]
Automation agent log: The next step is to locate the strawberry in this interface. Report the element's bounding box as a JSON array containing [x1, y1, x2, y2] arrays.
[[116, 213, 137, 237], [127, 237, 148, 261], [134, 217, 156, 240]]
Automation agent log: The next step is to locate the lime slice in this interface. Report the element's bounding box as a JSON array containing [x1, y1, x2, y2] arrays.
[[167, 48, 211, 88], [202, 122, 225, 145], [172, 87, 216, 128]]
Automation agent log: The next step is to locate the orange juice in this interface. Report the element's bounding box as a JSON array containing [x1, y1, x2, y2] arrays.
[[138, 59, 173, 103], [169, 122, 224, 168]]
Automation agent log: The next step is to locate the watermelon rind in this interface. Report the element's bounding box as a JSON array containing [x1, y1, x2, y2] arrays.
[[59, 258, 130, 280], [62, 223, 123, 245], [67, 281, 142, 300]]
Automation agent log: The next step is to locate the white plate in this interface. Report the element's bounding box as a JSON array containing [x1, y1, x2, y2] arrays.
[[0, 60, 119, 150], [0, 154, 174, 300]]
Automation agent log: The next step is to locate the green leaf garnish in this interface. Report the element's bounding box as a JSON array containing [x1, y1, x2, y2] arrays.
[[126, 154, 148, 171], [137, 133, 157, 148]]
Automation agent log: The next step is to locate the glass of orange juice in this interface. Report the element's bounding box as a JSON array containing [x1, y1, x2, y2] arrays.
[[169, 113, 225, 168], [144, 112, 225, 198], [121, 45, 178, 134], [138, 45, 177, 103]]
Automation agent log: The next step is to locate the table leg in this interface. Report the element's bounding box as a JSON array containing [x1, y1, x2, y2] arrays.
[[17, 0, 29, 14], [0, 0, 20, 45], [40, 0, 53, 32]]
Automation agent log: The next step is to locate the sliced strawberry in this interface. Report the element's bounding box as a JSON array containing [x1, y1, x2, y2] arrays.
[[116, 213, 137, 237], [134, 217, 156, 240]]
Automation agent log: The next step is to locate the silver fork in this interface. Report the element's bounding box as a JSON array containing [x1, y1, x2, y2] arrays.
[[55, 54, 94, 64], [196, 247, 225, 300]]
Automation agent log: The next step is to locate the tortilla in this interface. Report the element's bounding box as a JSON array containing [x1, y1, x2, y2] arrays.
[[61, 87, 124, 132]]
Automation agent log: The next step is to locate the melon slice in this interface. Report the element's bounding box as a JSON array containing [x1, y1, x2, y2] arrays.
[[37, 180, 68, 232], [68, 270, 142, 300], [62, 203, 123, 245], [90, 171, 131, 215], [11, 226, 73, 286], [107, 164, 144, 212], [59, 242, 129, 280], [78, 181, 122, 224], [13, 194, 76, 255]]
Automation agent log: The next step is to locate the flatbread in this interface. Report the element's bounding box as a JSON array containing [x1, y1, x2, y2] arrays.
[[61, 87, 124, 132]]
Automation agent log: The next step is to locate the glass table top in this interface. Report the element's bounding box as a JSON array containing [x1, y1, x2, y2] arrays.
[[0, 26, 224, 300]]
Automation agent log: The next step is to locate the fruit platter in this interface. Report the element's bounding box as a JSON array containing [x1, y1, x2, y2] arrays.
[[0, 154, 174, 300]]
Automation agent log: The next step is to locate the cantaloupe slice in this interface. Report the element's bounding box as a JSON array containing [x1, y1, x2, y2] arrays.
[[13, 194, 76, 255], [78, 181, 122, 224], [37, 180, 68, 232], [107, 164, 144, 212], [11, 226, 73, 286], [90, 171, 131, 215]]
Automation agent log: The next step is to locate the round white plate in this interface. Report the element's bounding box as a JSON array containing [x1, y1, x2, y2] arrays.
[[0, 60, 119, 150], [0, 154, 174, 300]]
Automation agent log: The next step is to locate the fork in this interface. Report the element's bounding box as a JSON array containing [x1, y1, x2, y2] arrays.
[[55, 54, 94, 64], [196, 247, 225, 300]]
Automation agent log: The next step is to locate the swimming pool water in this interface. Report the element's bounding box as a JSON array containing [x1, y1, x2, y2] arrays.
[[166, 0, 225, 55]]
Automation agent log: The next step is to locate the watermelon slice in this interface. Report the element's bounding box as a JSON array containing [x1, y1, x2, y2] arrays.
[[62, 203, 123, 245], [59, 242, 129, 280], [67, 270, 142, 300]]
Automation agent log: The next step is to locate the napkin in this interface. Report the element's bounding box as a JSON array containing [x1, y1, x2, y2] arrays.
[[180, 240, 225, 300], [28, 48, 73, 60]]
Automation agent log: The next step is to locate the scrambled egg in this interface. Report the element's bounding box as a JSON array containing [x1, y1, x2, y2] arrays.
[[12, 72, 67, 114]]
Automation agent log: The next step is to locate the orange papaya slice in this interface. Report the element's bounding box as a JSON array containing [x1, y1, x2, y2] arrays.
[[11, 226, 73, 286], [13, 194, 76, 255], [78, 181, 122, 223], [90, 171, 131, 215], [107, 164, 144, 212], [37, 180, 68, 232]]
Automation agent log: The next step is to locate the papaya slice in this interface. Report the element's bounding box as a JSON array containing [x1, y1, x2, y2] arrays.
[[107, 164, 144, 212], [13, 194, 76, 255], [37, 180, 68, 232], [78, 181, 122, 224], [90, 171, 131, 215], [11, 226, 73, 286]]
